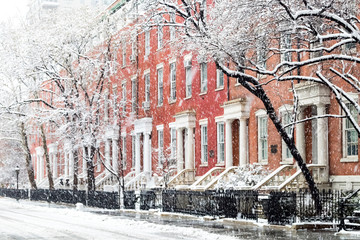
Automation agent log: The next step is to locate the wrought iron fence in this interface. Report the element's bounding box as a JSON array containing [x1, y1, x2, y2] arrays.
[[266, 191, 296, 225], [124, 190, 136, 209], [297, 189, 342, 223], [0, 188, 28, 200], [140, 190, 157, 210]]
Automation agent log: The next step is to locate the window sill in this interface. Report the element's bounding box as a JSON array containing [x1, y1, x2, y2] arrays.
[[215, 87, 224, 92], [169, 99, 176, 104], [199, 91, 207, 96], [281, 159, 293, 165], [258, 160, 268, 165], [340, 156, 358, 163], [157, 104, 163, 108], [215, 163, 225, 167], [235, 83, 241, 87], [199, 163, 208, 167], [121, 65, 126, 69], [184, 96, 192, 100]]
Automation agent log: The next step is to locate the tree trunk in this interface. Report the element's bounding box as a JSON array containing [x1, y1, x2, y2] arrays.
[[85, 146, 95, 192], [20, 122, 37, 190], [255, 87, 322, 212], [40, 125, 55, 190], [73, 149, 79, 191]]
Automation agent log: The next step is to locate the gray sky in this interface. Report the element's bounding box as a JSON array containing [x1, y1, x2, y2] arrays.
[[0, 0, 29, 23]]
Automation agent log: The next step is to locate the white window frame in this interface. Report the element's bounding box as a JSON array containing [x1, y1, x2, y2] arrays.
[[185, 55, 192, 98], [256, 109, 268, 164], [217, 122, 225, 164], [157, 125, 164, 167], [279, 105, 293, 164], [169, 122, 177, 164], [131, 77, 137, 113], [122, 39, 126, 67], [158, 25, 163, 49], [157, 66, 164, 106], [200, 119, 208, 164], [341, 94, 359, 162], [121, 134, 127, 169], [169, 61, 176, 102], [257, 37, 267, 69], [200, 62, 208, 93], [145, 30, 150, 57], [216, 69, 224, 89], [169, 12, 176, 41], [121, 81, 126, 113], [144, 70, 150, 105], [131, 134, 136, 168], [280, 33, 292, 62]]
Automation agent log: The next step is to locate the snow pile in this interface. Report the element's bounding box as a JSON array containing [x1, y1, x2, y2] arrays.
[[215, 165, 270, 190], [0, 198, 237, 240]]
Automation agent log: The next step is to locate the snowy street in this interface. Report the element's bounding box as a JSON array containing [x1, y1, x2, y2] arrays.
[[0, 198, 235, 240]]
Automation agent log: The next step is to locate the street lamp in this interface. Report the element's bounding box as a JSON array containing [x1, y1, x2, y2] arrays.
[[14, 166, 20, 190]]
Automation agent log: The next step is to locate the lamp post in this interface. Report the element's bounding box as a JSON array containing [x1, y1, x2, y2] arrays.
[[14, 166, 20, 190]]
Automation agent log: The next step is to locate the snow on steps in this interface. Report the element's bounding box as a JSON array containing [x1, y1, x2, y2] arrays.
[[190, 167, 225, 191]]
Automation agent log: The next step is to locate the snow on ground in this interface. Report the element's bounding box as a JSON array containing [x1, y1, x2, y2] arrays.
[[0, 197, 237, 240]]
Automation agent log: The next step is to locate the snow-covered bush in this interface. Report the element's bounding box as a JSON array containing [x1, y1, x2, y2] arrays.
[[215, 164, 270, 190]]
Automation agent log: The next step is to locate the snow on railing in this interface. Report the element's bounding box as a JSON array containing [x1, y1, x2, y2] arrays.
[[203, 166, 238, 190], [190, 167, 225, 190], [167, 169, 196, 187], [251, 164, 294, 190], [278, 164, 327, 191], [125, 171, 148, 191]]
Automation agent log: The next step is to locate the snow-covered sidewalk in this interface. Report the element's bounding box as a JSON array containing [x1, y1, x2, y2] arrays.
[[0, 197, 236, 240]]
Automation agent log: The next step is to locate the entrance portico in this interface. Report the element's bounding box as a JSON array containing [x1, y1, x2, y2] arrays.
[[134, 118, 152, 180], [222, 99, 250, 169]]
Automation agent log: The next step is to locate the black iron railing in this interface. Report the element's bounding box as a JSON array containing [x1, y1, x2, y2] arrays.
[[338, 188, 360, 231]]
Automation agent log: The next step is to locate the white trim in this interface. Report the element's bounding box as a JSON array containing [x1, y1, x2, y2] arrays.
[[255, 109, 267, 117], [342, 93, 359, 160], [279, 105, 294, 164], [199, 118, 208, 126], [156, 63, 164, 69], [215, 116, 224, 123], [184, 54, 192, 62], [169, 58, 177, 64], [143, 68, 150, 76], [156, 124, 164, 131], [340, 156, 358, 163], [169, 122, 176, 128]]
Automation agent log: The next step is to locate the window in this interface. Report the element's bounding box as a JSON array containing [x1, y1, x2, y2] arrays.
[[157, 68, 163, 105], [256, 110, 268, 163], [257, 37, 267, 69], [170, 127, 176, 162], [121, 82, 126, 113], [170, 12, 176, 41], [281, 110, 293, 162], [343, 103, 358, 159], [311, 40, 323, 58], [131, 78, 137, 112], [145, 30, 150, 56], [170, 62, 176, 101], [144, 73, 150, 104], [281, 33, 291, 62], [216, 69, 224, 89], [201, 125, 208, 164], [217, 122, 225, 164], [158, 25, 163, 49], [122, 40, 126, 67], [158, 129, 164, 167], [200, 62, 207, 93], [131, 135, 136, 168], [121, 136, 126, 169], [185, 58, 192, 97]]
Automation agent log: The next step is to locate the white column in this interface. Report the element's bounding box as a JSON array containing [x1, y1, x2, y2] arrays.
[[177, 128, 184, 172], [82, 147, 87, 175], [239, 118, 247, 166], [64, 152, 69, 178], [52, 152, 58, 178], [135, 133, 141, 175], [69, 151, 74, 178], [36, 155, 40, 181], [105, 139, 111, 173], [296, 109, 306, 160], [185, 127, 194, 170], [40, 154, 44, 180], [112, 138, 119, 174], [225, 119, 233, 169], [143, 132, 151, 180], [317, 104, 328, 166]]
